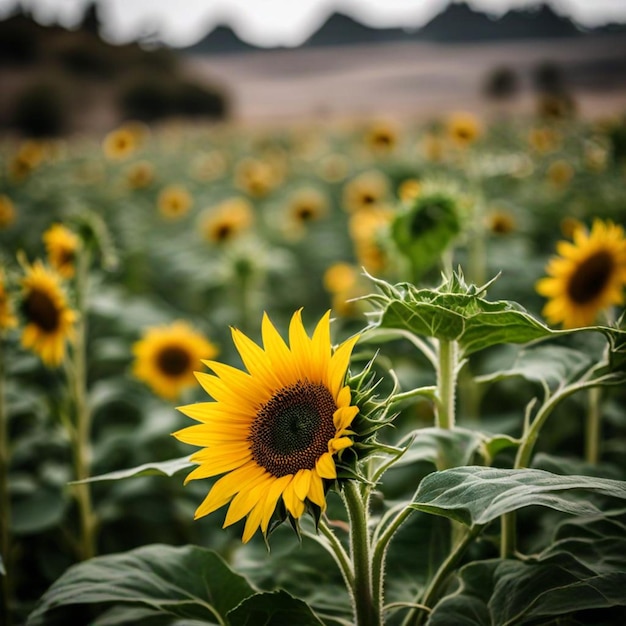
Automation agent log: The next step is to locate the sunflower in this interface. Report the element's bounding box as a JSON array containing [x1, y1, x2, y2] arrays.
[[365, 121, 399, 154], [485, 209, 516, 236], [199, 198, 253, 244], [102, 127, 137, 160], [126, 161, 154, 189], [447, 112, 482, 148], [133, 321, 219, 401], [19, 261, 76, 367], [43, 223, 80, 279], [0, 269, 17, 332], [157, 185, 193, 220], [0, 195, 16, 229], [536, 220, 626, 328], [234, 157, 277, 198], [547, 159, 574, 189], [174, 310, 359, 543], [398, 178, 422, 203], [342, 170, 390, 213]]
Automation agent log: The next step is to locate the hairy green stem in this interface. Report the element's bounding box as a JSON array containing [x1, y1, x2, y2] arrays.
[[0, 339, 13, 625], [342, 481, 380, 626], [317, 518, 355, 590], [436, 339, 458, 430], [585, 387, 602, 464], [70, 250, 96, 561], [500, 377, 609, 558]]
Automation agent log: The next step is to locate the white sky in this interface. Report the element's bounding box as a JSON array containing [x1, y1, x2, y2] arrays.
[[1, 0, 625, 47]]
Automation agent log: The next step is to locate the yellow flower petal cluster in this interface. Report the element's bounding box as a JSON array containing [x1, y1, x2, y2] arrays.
[[536, 220, 626, 328], [43, 223, 81, 279], [174, 310, 359, 543], [19, 261, 76, 367], [133, 321, 218, 401]]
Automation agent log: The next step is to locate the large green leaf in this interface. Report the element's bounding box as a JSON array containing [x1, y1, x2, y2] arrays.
[[476, 344, 594, 389], [427, 511, 626, 625], [72, 456, 193, 484], [367, 275, 554, 356], [228, 590, 323, 626], [27, 544, 256, 626], [410, 467, 626, 526]]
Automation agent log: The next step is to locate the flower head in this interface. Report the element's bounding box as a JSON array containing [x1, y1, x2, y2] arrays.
[[447, 112, 482, 148], [103, 127, 137, 160], [19, 260, 76, 367], [174, 310, 359, 543], [536, 220, 626, 328], [43, 223, 80, 279], [133, 321, 218, 401], [158, 185, 193, 220], [0, 269, 17, 332], [199, 198, 253, 244], [0, 195, 16, 230]]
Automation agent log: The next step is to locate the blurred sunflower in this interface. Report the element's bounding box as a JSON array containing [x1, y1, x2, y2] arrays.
[[447, 112, 482, 148], [547, 159, 574, 189], [133, 321, 218, 401], [398, 178, 422, 203], [174, 310, 359, 543], [349, 207, 393, 275], [323, 263, 364, 317], [342, 170, 390, 213], [528, 127, 560, 154], [284, 187, 328, 239], [486, 210, 516, 236], [102, 127, 137, 160], [19, 260, 76, 367], [0, 195, 16, 229], [536, 220, 626, 328], [8, 140, 46, 181], [126, 161, 154, 189], [192, 150, 228, 182], [158, 185, 193, 220], [234, 157, 277, 198], [43, 223, 80, 279], [421, 132, 445, 162], [0, 269, 17, 332], [199, 198, 253, 244], [365, 121, 399, 154], [317, 153, 350, 183]]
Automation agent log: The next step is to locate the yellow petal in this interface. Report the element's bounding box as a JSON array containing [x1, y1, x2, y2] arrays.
[[316, 452, 337, 479], [307, 473, 326, 509], [260, 474, 292, 533], [288, 309, 312, 379], [293, 469, 312, 501], [328, 335, 359, 397]]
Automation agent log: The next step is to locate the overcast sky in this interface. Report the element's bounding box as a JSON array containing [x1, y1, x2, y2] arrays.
[[1, 0, 625, 47]]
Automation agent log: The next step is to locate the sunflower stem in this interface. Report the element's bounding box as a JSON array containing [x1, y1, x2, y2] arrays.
[[69, 248, 96, 561], [435, 339, 458, 430], [316, 518, 355, 590], [0, 337, 13, 626], [342, 481, 380, 626], [584, 387, 601, 464]]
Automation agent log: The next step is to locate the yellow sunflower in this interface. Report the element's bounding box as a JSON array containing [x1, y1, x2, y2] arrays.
[[157, 185, 193, 220], [536, 220, 626, 328], [102, 127, 137, 161], [19, 261, 76, 367], [126, 161, 154, 189], [199, 198, 253, 244], [0, 269, 17, 332], [365, 121, 399, 155], [342, 170, 390, 213], [133, 321, 219, 401], [43, 223, 81, 279], [174, 310, 359, 543], [447, 112, 482, 148], [0, 195, 16, 230]]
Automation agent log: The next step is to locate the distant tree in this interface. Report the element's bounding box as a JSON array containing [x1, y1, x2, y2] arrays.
[[80, 1, 101, 36], [532, 61, 564, 94], [483, 65, 519, 100]]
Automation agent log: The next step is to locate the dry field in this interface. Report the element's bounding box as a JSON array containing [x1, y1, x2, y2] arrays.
[[187, 34, 626, 124]]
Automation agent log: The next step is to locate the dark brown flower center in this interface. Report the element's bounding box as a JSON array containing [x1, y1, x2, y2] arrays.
[[297, 206, 314, 221], [214, 223, 233, 241], [57, 248, 76, 267], [157, 345, 192, 377], [249, 381, 337, 477], [362, 193, 376, 205], [22, 288, 60, 332], [566, 250, 614, 304]]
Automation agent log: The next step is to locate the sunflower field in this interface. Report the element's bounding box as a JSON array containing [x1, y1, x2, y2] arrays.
[[1, 109, 626, 626]]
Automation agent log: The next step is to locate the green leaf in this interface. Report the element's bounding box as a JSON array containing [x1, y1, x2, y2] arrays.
[[71, 456, 193, 484], [410, 466, 626, 526], [393, 428, 484, 471], [367, 275, 554, 356], [477, 344, 594, 389], [228, 590, 323, 626], [11, 484, 67, 535], [428, 511, 626, 625], [26, 544, 256, 626]]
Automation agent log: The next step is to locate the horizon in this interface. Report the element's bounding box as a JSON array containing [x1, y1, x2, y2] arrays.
[[1, 0, 625, 48]]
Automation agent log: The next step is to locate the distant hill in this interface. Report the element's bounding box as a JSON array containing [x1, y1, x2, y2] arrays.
[[301, 13, 412, 47], [183, 0, 626, 56], [184, 24, 260, 55]]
